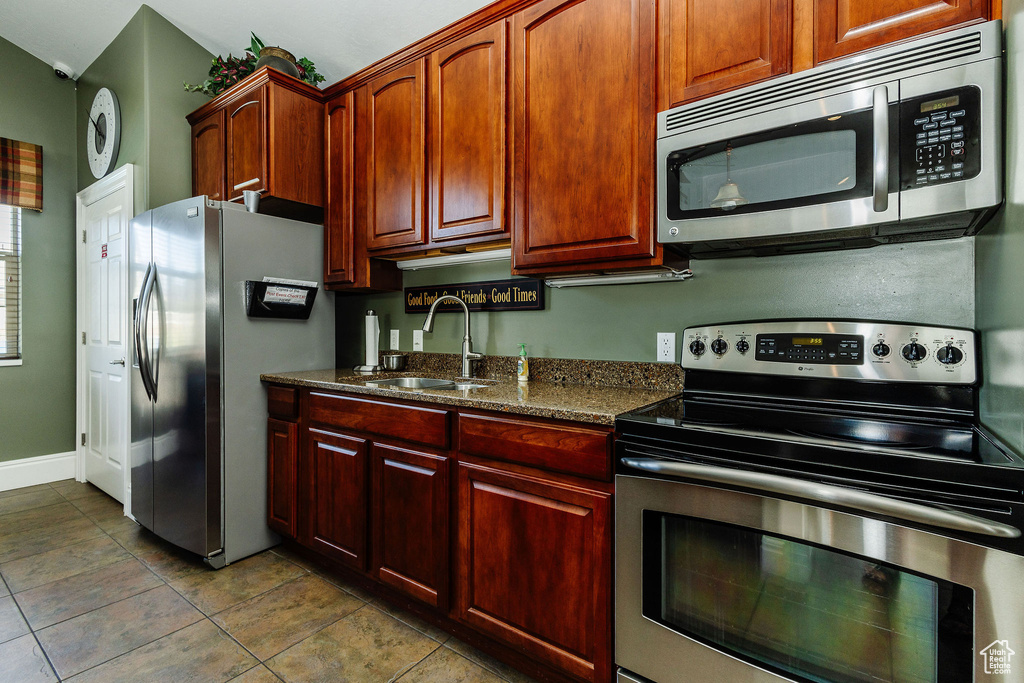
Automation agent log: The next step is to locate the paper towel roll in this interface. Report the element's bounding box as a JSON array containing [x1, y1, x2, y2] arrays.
[[364, 311, 380, 367]]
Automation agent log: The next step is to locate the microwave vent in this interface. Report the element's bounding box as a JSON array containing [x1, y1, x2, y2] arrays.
[[664, 29, 985, 134]]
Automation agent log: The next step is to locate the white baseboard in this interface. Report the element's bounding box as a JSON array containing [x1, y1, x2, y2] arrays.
[[0, 451, 77, 492]]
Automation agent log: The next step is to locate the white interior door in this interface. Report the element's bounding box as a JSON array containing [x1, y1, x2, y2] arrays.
[[77, 167, 134, 505]]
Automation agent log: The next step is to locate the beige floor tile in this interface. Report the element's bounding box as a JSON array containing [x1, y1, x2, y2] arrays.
[[0, 576, 8, 598], [88, 509, 138, 535], [0, 595, 29, 645], [0, 489, 65, 517], [49, 480, 106, 502], [445, 638, 538, 683], [69, 492, 122, 518], [15, 557, 164, 630], [0, 634, 58, 683], [0, 502, 90, 543], [0, 534, 129, 593], [0, 514, 105, 566], [36, 585, 204, 679], [266, 605, 440, 683], [369, 597, 451, 644], [108, 522, 175, 557], [170, 551, 307, 615], [229, 664, 283, 682], [63, 619, 257, 683], [213, 573, 362, 660], [0, 483, 54, 500], [131, 536, 211, 583], [398, 646, 507, 683]]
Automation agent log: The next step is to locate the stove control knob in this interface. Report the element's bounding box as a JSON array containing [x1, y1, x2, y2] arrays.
[[901, 343, 927, 362], [872, 342, 891, 358], [735, 339, 750, 354], [710, 338, 729, 356], [689, 339, 706, 357], [936, 344, 964, 365]]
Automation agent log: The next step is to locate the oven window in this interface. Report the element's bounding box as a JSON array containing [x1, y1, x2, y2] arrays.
[[664, 105, 897, 221], [642, 512, 973, 683]]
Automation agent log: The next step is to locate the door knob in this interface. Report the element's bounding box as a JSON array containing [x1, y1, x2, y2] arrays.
[[109, 358, 125, 366]]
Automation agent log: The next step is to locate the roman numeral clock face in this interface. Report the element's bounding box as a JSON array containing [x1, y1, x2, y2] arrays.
[[87, 87, 121, 179]]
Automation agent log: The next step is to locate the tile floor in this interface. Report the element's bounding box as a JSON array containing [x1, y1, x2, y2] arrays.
[[0, 480, 537, 683]]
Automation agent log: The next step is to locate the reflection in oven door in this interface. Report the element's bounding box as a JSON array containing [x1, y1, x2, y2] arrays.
[[615, 475, 1024, 683]]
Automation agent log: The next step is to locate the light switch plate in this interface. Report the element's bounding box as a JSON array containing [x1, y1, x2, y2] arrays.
[[657, 332, 676, 363], [390, 329, 400, 350], [413, 329, 424, 351]]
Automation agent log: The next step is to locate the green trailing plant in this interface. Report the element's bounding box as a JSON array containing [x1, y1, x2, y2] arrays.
[[184, 33, 325, 97]]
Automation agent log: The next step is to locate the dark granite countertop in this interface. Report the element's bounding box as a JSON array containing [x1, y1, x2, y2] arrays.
[[261, 354, 684, 426]]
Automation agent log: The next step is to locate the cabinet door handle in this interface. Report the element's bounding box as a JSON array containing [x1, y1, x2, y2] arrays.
[[230, 100, 260, 117], [233, 178, 261, 191]]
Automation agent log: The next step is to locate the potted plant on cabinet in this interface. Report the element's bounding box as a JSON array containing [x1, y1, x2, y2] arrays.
[[184, 32, 325, 97]]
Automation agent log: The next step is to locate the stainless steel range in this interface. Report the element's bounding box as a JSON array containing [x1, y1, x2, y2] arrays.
[[615, 320, 1024, 683]]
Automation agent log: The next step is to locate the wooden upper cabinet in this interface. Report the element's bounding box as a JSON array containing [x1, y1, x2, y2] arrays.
[[511, 0, 657, 273], [365, 60, 428, 251], [430, 22, 508, 243], [660, 0, 792, 109], [191, 110, 226, 201], [226, 87, 267, 199], [187, 68, 323, 222], [815, 0, 991, 64], [325, 91, 355, 285]]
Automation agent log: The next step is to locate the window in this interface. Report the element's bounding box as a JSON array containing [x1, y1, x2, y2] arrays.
[[0, 204, 21, 363]]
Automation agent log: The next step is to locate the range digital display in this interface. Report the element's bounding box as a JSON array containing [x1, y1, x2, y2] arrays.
[[792, 337, 824, 346], [921, 95, 960, 113]]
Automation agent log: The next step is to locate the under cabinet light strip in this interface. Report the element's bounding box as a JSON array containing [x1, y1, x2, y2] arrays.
[[394, 248, 512, 270], [544, 269, 693, 288]]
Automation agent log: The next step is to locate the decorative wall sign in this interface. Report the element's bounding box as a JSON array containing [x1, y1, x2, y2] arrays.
[[405, 279, 544, 313]]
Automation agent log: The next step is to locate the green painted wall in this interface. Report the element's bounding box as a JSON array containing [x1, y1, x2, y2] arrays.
[[77, 4, 212, 211], [976, 9, 1024, 454], [336, 239, 975, 367], [0, 37, 78, 462]]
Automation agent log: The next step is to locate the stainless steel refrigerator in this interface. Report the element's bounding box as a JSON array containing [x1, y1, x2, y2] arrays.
[[130, 197, 334, 567]]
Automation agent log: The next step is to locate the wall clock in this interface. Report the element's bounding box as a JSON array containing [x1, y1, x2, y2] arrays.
[[87, 87, 122, 179]]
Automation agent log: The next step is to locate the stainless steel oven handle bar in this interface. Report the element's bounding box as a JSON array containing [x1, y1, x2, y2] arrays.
[[872, 84, 889, 212], [620, 458, 1021, 539]]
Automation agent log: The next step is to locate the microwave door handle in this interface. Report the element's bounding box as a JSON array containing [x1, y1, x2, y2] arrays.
[[620, 458, 1021, 539], [872, 85, 889, 212]]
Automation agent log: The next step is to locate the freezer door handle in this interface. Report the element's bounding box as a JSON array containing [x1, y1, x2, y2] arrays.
[[620, 457, 1021, 539], [135, 262, 157, 401]]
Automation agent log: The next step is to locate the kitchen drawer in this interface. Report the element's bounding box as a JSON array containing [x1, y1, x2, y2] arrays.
[[458, 412, 612, 481], [308, 391, 450, 449], [267, 385, 298, 420]]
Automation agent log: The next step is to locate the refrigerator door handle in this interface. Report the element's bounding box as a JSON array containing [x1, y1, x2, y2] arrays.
[[137, 262, 158, 401]]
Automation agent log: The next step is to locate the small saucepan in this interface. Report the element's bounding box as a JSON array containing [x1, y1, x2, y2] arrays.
[[382, 352, 407, 371]]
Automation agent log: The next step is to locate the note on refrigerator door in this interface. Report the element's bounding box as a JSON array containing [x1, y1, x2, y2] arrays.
[[263, 286, 309, 305]]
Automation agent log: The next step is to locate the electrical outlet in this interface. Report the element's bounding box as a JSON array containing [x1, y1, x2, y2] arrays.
[[413, 329, 424, 351], [390, 329, 400, 350], [657, 332, 676, 363]]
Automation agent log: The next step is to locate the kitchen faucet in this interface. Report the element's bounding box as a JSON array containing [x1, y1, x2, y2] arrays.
[[421, 295, 483, 378]]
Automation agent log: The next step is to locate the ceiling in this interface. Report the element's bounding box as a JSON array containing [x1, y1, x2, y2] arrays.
[[0, 0, 492, 85]]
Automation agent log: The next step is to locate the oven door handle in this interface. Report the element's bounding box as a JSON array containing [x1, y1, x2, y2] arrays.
[[620, 458, 1021, 539]]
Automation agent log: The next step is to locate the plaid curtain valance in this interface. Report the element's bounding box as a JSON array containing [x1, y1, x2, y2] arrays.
[[0, 138, 42, 212]]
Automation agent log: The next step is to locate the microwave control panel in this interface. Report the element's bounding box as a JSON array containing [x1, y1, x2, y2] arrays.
[[900, 86, 981, 190]]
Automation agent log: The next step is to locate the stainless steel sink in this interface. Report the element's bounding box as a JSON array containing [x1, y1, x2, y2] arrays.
[[364, 376, 496, 391], [366, 377, 457, 389]]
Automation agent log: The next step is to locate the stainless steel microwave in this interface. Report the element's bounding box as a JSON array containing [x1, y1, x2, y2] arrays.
[[657, 21, 1003, 258]]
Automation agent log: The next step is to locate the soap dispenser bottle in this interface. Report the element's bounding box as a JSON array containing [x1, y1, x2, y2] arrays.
[[517, 343, 530, 382]]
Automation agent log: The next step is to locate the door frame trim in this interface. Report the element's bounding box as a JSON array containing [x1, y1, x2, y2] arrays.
[[75, 164, 136, 514]]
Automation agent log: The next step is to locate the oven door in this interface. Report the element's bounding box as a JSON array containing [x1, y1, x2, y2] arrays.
[[658, 84, 899, 246], [616, 473, 1024, 683]]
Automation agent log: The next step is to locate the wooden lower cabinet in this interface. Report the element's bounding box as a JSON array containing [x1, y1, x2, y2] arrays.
[[267, 418, 298, 538], [268, 386, 613, 682], [455, 461, 613, 683], [304, 428, 369, 571], [372, 443, 449, 609]]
